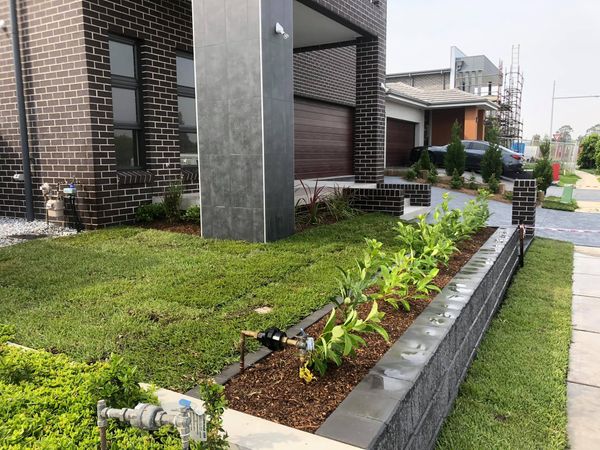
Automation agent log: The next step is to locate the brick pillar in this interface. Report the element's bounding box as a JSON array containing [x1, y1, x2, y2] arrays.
[[354, 37, 385, 184], [512, 179, 537, 237]]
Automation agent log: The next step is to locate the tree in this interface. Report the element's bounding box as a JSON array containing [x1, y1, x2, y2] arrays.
[[555, 125, 573, 142], [578, 134, 600, 169], [481, 126, 503, 183], [445, 121, 466, 176], [534, 139, 553, 193]]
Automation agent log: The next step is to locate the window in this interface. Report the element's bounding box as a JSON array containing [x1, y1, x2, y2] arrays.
[[109, 37, 143, 169], [176, 53, 197, 166]]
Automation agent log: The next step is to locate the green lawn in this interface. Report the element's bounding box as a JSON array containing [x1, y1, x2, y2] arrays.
[[437, 238, 573, 449], [558, 172, 580, 186], [542, 196, 579, 212], [0, 214, 400, 391]]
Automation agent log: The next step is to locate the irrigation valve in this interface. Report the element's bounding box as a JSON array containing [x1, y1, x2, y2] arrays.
[[239, 327, 314, 374], [97, 398, 206, 450]]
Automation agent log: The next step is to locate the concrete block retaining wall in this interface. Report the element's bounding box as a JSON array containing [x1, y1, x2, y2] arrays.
[[317, 227, 520, 449]]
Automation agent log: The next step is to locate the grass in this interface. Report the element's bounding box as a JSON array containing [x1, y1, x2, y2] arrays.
[[437, 238, 573, 449], [0, 214, 400, 391], [558, 172, 580, 186], [542, 196, 579, 212]]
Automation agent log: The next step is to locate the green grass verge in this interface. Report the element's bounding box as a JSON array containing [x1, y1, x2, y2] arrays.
[[542, 196, 578, 212], [437, 238, 573, 449], [0, 214, 399, 391], [558, 172, 580, 186]]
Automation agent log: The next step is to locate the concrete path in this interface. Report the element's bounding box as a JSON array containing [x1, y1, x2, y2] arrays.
[[575, 170, 600, 190], [568, 246, 600, 449]]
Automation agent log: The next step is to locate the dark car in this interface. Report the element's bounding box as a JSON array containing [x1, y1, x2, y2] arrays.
[[424, 140, 524, 178]]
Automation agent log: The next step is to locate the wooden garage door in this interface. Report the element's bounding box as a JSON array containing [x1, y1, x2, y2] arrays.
[[386, 118, 415, 167], [294, 97, 353, 179]]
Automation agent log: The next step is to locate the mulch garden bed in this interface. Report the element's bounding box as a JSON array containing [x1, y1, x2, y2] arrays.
[[224, 226, 497, 433], [138, 221, 201, 235]]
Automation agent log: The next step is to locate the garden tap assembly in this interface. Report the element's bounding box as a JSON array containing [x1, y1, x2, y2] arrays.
[[97, 398, 206, 450], [239, 327, 314, 372]]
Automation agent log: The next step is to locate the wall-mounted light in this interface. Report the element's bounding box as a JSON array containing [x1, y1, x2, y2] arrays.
[[0, 19, 7, 30], [274, 22, 289, 40]]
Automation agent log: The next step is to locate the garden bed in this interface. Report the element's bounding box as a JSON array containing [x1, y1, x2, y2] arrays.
[[224, 226, 497, 433]]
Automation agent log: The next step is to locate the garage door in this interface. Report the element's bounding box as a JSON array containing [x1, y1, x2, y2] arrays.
[[386, 118, 415, 167], [294, 97, 353, 179]]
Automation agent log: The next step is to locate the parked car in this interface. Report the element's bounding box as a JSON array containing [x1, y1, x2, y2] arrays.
[[422, 140, 524, 178]]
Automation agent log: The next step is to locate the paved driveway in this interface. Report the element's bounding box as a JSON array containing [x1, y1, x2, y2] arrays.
[[385, 177, 600, 247]]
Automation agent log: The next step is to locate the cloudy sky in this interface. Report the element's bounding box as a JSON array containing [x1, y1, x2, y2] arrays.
[[386, 0, 600, 140]]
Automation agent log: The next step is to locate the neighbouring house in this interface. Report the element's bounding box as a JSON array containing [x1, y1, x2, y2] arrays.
[[383, 46, 502, 166], [1, 0, 390, 242], [384, 82, 499, 167]]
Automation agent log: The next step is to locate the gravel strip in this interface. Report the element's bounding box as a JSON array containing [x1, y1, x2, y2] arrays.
[[0, 217, 77, 248]]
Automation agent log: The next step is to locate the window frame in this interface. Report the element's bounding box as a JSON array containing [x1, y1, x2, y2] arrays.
[[176, 52, 197, 166], [109, 35, 145, 170]]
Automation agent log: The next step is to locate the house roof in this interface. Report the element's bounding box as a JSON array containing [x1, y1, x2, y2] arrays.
[[386, 68, 451, 78], [386, 82, 499, 111]]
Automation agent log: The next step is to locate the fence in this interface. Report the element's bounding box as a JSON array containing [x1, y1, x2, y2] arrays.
[[522, 140, 580, 173]]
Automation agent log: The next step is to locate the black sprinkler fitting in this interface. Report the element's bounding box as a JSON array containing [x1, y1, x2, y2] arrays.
[[257, 327, 287, 351]]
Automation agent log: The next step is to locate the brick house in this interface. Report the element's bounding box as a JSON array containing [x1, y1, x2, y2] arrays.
[[1, 0, 390, 241]]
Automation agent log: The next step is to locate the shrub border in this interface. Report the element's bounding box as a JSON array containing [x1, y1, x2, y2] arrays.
[[315, 227, 520, 449]]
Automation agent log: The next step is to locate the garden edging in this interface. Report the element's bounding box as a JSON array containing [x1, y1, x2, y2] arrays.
[[315, 227, 520, 449]]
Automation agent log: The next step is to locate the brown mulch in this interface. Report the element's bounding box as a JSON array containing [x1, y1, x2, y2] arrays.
[[138, 221, 201, 235], [433, 181, 512, 204], [224, 226, 497, 433]]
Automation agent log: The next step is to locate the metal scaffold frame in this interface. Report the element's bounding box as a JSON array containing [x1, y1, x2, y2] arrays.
[[498, 45, 524, 149]]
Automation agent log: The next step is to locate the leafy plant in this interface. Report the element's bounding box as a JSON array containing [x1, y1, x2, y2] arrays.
[[309, 302, 388, 376], [450, 169, 463, 189], [164, 182, 183, 223], [325, 187, 358, 221], [533, 140, 553, 193], [487, 173, 500, 193], [197, 380, 229, 450], [427, 168, 439, 184], [415, 148, 435, 173], [296, 179, 326, 224], [182, 205, 201, 223], [467, 173, 478, 190], [445, 121, 466, 176], [135, 203, 166, 223], [504, 191, 514, 202], [577, 134, 599, 169], [481, 127, 503, 183], [405, 168, 417, 181]]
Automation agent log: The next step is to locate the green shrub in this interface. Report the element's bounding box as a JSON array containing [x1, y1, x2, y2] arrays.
[[182, 205, 201, 223], [415, 149, 435, 173], [164, 183, 183, 223], [450, 169, 463, 189], [578, 134, 600, 169], [533, 155, 553, 193], [595, 145, 600, 173], [135, 203, 166, 223], [487, 173, 500, 193], [427, 169, 439, 184], [481, 127, 503, 182], [467, 174, 477, 190], [445, 121, 466, 176], [405, 168, 417, 181], [325, 187, 358, 221]]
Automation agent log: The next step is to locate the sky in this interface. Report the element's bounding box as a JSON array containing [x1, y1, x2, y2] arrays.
[[386, 0, 600, 140]]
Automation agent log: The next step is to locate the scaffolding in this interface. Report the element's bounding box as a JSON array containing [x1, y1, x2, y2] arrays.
[[498, 45, 524, 149]]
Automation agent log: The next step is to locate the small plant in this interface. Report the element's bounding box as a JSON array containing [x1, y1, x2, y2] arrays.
[[416, 149, 435, 173], [182, 205, 201, 223], [504, 191, 514, 201], [296, 179, 326, 225], [405, 167, 417, 181], [197, 380, 229, 450], [487, 173, 500, 193], [325, 187, 358, 221], [164, 182, 183, 223], [450, 169, 463, 189], [427, 169, 439, 184], [467, 173, 477, 190], [135, 203, 166, 223], [445, 121, 466, 176], [309, 302, 388, 376], [533, 139, 553, 193]]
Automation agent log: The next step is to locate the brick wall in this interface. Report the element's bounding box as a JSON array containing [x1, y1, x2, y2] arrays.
[[380, 182, 431, 207], [512, 179, 537, 237], [0, 0, 94, 221], [293, 46, 356, 106], [346, 184, 405, 216]]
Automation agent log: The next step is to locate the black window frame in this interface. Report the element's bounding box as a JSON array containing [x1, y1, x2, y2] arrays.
[[109, 35, 145, 170], [176, 51, 197, 167]]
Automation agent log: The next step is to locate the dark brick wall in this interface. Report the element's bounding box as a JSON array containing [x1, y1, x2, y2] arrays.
[[512, 179, 537, 237], [347, 184, 405, 216], [380, 182, 431, 207], [293, 46, 356, 107]]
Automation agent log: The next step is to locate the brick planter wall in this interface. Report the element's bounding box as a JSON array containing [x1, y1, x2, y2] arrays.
[[346, 185, 405, 216], [512, 179, 537, 237], [379, 183, 431, 207], [317, 227, 520, 449]]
